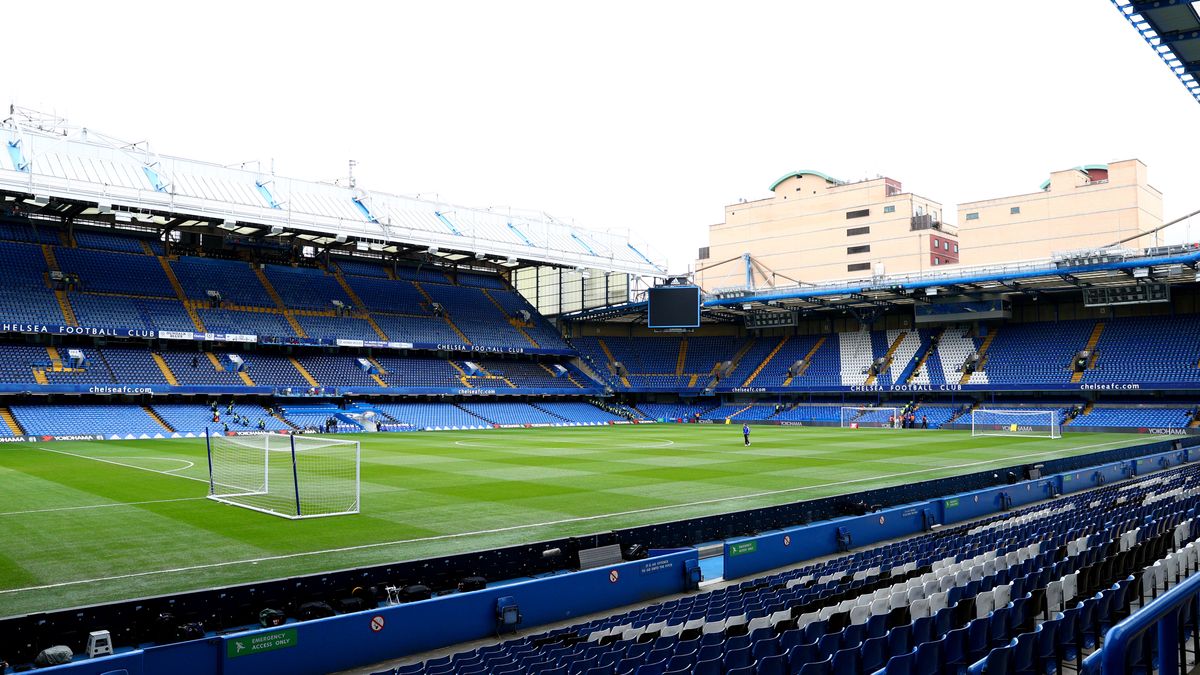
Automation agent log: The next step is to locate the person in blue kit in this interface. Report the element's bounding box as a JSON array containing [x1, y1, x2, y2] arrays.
[[742, 423, 751, 446]]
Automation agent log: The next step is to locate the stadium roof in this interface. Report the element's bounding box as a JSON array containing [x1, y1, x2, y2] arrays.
[[1111, 0, 1200, 103], [561, 243, 1200, 323], [0, 112, 666, 277]]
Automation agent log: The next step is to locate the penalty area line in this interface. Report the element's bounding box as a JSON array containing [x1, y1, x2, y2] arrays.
[[34, 446, 209, 484], [0, 436, 1137, 597]]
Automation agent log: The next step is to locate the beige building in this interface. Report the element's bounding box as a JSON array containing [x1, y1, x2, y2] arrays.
[[694, 171, 959, 291], [957, 159, 1162, 264]]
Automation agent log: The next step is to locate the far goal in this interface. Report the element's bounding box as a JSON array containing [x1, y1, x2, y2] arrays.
[[971, 409, 1061, 439], [841, 406, 899, 429], [206, 431, 361, 519]]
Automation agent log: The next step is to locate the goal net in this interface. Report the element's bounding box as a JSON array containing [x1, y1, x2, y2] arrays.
[[206, 431, 360, 519], [841, 406, 899, 429], [971, 409, 1061, 439]]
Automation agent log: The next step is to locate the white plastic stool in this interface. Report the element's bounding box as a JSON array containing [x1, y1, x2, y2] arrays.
[[86, 630, 112, 658]]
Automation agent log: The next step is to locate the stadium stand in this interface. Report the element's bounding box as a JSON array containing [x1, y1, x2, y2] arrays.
[[383, 460, 1200, 675]]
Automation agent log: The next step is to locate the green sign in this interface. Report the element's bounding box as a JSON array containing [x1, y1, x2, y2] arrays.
[[946, 498, 959, 508], [227, 628, 298, 659], [729, 541, 757, 556]]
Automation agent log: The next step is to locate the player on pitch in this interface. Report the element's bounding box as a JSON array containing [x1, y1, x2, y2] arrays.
[[742, 423, 751, 446]]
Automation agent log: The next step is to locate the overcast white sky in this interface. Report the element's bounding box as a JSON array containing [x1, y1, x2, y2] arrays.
[[4, 0, 1198, 273]]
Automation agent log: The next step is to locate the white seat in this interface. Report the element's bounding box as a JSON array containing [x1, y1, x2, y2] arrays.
[[701, 620, 725, 635], [924, 580, 940, 597], [870, 597, 890, 616], [993, 583, 1012, 607], [929, 591, 949, 614], [1062, 573, 1078, 604], [970, 565, 984, 582], [768, 610, 792, 628], [955, 569, 971, 588], [797, 611, 820, 629], [1046, 581, 1064, 614], [983, 559, 997, 577], [940, 574, 956, 593], [660, 623, 683, 638], [726, 614, 748, 631], [855, 595, 873, 607], [819, 605, 839, 621], [874, 588, 892, 600], [1005, 551, 1020, 567], [907, 586, 924, 604], [890, 591, 909, 609], [837, 599, 856, 614], [682, 618, 705, 632], [975, 590, 996, 619], [586, 630, 607, 643], [621, 627, 643, 641], [850, 604, 871, 626], [1154, 562, 1168, 593], [909, 598, 931, 620]]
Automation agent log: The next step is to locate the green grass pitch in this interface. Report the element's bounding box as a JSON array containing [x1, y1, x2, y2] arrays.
[[0, 425, 1156, 617]]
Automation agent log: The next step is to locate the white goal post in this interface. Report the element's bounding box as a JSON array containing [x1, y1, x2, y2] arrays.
[[971, 409, 1061, 439], [840, 406, 899, 429], [206, 430, 361, 519]]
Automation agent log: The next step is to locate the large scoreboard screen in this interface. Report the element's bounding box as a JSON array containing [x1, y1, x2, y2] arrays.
[[647, 286, 701, 329]]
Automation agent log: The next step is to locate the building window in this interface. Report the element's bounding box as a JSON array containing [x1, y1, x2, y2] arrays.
[[846, 208, 870, 219], [698, 246, 710, 260], [1010, 206, 1021, 214], [847, 244, 871, 255], [847, 262, 871, 272], [966, 212, 979, 220], [846, 226, 870, 236], [883, 205, 895, 214], [933, 258, 940, 265], [954, 244, 959, 253]]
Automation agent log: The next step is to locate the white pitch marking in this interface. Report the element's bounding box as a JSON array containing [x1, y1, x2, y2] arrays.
[[110, 457, 195, 474], [0, 496, 209, 517], [34, 446, 209, 484], [1, 437, 1135, 597]]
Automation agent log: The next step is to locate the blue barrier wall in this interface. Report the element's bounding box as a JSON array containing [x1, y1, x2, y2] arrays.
[[217, 550, 696, 675], [724, 501, 928, 580]]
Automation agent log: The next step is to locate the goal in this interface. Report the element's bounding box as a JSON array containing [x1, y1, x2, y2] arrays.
[[841, 406, 899, 429], [206, 431, 361, 519], [971, 409, 1061, 439]]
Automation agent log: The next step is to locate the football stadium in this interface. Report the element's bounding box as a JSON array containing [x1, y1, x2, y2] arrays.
[[4, 2, 1200, 675]]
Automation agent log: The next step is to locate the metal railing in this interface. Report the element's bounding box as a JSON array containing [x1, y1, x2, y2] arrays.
[[1082, 565, 1200, 674]]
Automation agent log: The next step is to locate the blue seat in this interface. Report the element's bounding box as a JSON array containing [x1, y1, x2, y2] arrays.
[[817, 631, 841, 656], [752, 636, 782, 660], [967, 618, 991, 664], [942, 625, 969, 675], [1011, 627, 1039, 675], [887, 624, 913, 658], [788, 642, 820, 670], [915, 639, 941, 675], [989, 606, 1010, 648], [830, 646, 860, 675], [755, 653, 787, 675], [796, 655, 832, 675], [725, 667, 755, 675], [970, 639, 1016, 674], [860, 636, 888, 673], [723, 646, 752, 671], [634, 659, 666, 675], [880, 648, 917, 675], [692, 657, 721, 675]]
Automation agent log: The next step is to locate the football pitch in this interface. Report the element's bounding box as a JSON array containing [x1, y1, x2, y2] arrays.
[[0, 425, 1157, 617]]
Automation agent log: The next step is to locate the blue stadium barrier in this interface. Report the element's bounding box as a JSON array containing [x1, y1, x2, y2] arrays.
[[1081, 564, 1200, 674]]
